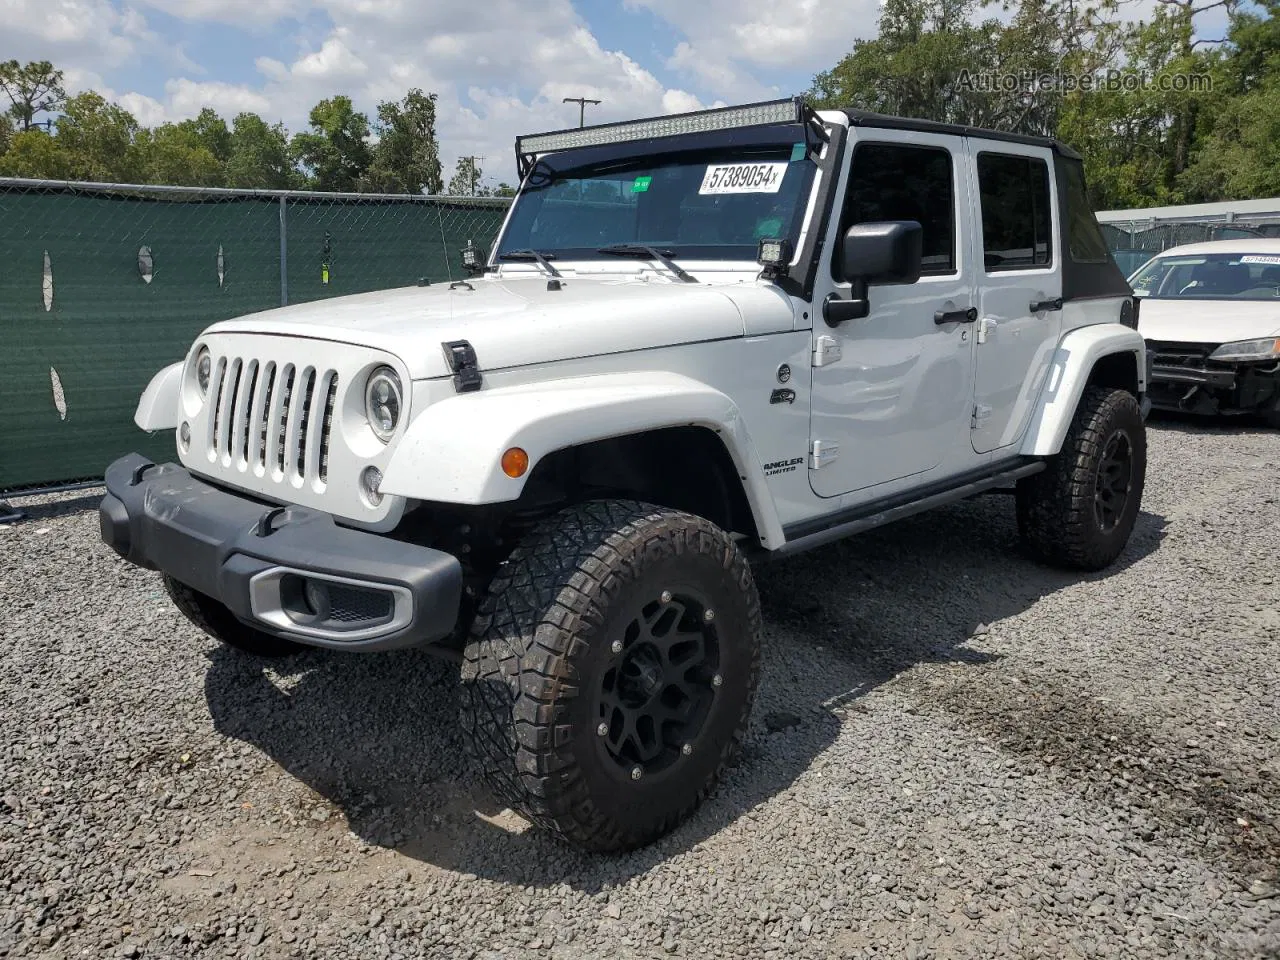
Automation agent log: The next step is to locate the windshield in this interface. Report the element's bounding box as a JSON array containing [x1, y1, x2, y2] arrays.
[[1130, 252, 1280, 300], [496, 132, 818, 263]]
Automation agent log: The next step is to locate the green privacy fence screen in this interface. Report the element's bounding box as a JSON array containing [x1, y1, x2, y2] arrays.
[[0, 179, 511, 491]]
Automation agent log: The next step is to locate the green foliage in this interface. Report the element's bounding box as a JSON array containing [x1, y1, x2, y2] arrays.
[[226, 112, 300, 189], [0, 60, 65, 131], [54, 92, 141, 182], [447, 156, 482, 196], [812, 0, 1280, 209], [0, 129, 70, 178], [0, 113, 12, 156], [291, 96, 372, 191], [363, 89, 444, 194]]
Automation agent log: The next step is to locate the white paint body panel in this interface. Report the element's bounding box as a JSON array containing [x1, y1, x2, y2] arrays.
[[134, 362, 183, 431], [1137, 298, 1280, 343]]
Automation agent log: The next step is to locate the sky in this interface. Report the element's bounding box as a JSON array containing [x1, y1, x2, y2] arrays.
[[2, 0, 1235, 189], [1, 0, 880, 187]]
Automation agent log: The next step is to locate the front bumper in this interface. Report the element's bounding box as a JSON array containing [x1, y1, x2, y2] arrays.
[[100, 454, 463, 651]]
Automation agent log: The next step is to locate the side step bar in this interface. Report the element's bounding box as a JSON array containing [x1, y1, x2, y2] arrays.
[[765, 460, 1046, 560]]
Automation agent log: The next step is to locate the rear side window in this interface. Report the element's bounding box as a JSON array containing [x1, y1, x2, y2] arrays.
[[837, 143, 956, 277], [977, 153, 1052, 271], [1062, 159, 1111, 262]]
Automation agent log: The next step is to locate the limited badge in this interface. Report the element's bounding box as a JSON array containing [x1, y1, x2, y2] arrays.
[[776, 363, 791, 384]]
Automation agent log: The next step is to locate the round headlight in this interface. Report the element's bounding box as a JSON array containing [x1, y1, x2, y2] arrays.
[[364, 367, 403, 442], [195, 346, 211, 394]]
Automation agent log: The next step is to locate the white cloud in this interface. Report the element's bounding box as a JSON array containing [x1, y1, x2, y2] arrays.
[[627, 0, 877, 97], [0, 0, 152, 71]]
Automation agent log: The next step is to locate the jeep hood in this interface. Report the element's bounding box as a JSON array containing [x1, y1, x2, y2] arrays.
[[207, 276, 795, 379], [1138, 298, 1280, 344]]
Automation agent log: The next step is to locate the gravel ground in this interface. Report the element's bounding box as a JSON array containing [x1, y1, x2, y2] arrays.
[[1, 416, 1278, 960]]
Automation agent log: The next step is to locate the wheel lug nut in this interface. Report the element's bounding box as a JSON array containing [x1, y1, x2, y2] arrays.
[[712, 674, 723, 687], [631, 766, 643, 781], [681, 743, 692, 756], [597, 723, 609, 737], [660, 590, 672, 603], [703, 608, 715, 622], [611, 640, 623, 654]]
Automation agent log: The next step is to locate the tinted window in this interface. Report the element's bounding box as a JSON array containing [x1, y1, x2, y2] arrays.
[[978, 153, 1052, 270], [497, 141, 817, 261], [837, 143, 955, 277], [1062, 160, 1110, 262]]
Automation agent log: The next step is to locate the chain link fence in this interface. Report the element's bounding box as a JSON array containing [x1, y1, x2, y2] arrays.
[[0, 178, 511, 491], [1101, 219, 1280, 276]]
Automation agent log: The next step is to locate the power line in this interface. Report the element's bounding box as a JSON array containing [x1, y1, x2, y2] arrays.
[[562, 97, 602, 128]]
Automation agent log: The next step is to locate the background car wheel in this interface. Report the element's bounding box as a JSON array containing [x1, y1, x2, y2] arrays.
[[164, 575, 306, 657], [1016, 386, 1147, 571], [459, 499, 761, 852]]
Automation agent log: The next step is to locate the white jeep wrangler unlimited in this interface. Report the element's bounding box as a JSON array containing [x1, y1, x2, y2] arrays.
[[101, 99, 1147, 851]]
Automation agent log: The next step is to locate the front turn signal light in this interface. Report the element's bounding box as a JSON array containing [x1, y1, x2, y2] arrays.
[[501, 447, 529, 479]]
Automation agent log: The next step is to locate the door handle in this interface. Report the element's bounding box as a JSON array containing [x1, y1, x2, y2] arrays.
[[934, 307, 978, 325], [1029, 297, 1063, 313]]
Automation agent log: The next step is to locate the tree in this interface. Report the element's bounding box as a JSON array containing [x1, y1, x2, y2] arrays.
[[0, 113, 12, 156], [135, 122, 224, 186], [363, 88, 443, 194], [176, 107, 232, 164], [54, 91, 141, 182], [447, 156, 482, 196], [0, 128, 69, 178], [226, 112, 300, 189], [291, 96, 371, 191], [0, 60, 65, 131]]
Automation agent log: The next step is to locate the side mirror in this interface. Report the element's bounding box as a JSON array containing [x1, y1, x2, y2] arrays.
[[825, 220, 924, 326]]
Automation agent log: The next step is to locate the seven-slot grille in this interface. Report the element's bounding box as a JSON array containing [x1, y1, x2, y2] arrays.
[[207, 355, 339, 485]]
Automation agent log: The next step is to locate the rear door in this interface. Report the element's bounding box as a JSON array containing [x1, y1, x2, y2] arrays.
[[968, 144, 1063, 454]]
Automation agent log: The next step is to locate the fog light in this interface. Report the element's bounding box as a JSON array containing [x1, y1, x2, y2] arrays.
[[179, 421, 191, 451], [501, 447, 529, 478], [361, 466, 384, 506]]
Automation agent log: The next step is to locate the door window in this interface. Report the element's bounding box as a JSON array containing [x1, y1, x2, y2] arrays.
[[977, 153, 1052, 271], [834, 143, 956, 278]]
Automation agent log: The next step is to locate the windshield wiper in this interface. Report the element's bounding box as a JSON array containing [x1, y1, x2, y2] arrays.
[[597, 244, 698, 283], [499, 249, 562, 277]]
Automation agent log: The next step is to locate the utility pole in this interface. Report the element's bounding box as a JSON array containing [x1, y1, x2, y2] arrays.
[[562, 96, 602, 128], [460, 155, 484, 196]]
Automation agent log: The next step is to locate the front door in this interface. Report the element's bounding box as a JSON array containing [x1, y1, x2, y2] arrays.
[[968, 144, 1064, 454], [809, 131, 977, 499]]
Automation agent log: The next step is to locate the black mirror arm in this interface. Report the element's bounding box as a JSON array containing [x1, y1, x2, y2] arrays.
[[823, 280, 870, 327]]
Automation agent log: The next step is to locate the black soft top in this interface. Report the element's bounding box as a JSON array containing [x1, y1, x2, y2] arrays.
[[841, 109, 1082, 160]]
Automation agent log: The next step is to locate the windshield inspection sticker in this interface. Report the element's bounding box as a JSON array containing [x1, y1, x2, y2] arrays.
[[699, 162, 788, 195], [631, 176, 653, 193], [1240, 255, 1280, 265]]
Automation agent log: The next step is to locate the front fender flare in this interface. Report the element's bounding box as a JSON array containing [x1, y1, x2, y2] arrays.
[[380, 371, 786, 547], [1020, 323, 1146, 457], [134, 362, 183, 431]]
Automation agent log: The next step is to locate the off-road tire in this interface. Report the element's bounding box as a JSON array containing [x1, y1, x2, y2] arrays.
[[1264, 405, 1280, 430], [1016, 386, 1146, 571], [459, 500, 761, 852], [164, 575, 306, 657]]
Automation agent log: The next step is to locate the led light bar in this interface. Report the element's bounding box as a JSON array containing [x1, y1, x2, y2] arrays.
[[517, 98, 806, 159]]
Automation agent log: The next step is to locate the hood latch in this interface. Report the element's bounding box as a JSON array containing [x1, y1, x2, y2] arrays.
[[442, 340, 483, 393]]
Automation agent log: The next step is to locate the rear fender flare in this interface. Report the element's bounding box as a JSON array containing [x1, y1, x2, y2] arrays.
[[1021, 323, 1147, 457]]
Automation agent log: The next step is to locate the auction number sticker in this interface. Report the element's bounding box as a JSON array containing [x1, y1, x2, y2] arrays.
[[699, 162, 788, 195], [1239, 255, 1280, 264]]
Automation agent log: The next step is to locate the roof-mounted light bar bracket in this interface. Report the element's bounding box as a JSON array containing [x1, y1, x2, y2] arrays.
[[514, 97, 828, 180]]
